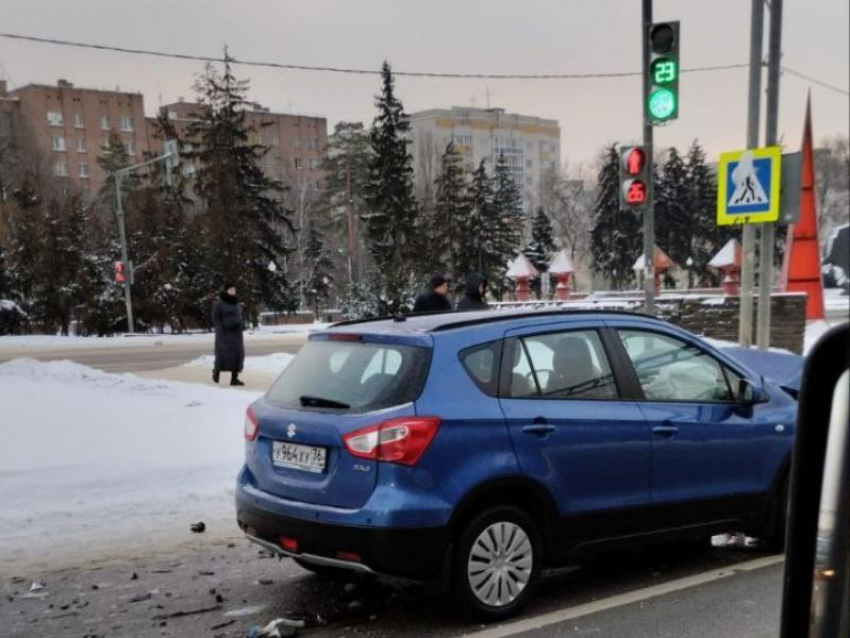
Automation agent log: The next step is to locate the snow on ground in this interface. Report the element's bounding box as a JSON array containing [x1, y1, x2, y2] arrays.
[[186, 352, 295, 376], [804, 320, 834, 354], [255, 322, 332, 334], [0, 359, 262, 572], [0, 324, 329, 352], [824, 287, 850, 312]]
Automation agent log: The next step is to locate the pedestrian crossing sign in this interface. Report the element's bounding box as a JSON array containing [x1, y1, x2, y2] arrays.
[[717, 146, 782, 225]]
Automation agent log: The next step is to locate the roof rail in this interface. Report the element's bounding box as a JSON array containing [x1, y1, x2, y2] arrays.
[[330, 308, 461, 329], [428, 308, 656, 332]]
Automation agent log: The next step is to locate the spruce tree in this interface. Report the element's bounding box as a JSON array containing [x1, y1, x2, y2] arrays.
[[656, 147, 690, 287], [523, 207, 557, 298], [466, 159, 495, 274], [364, 62, 419, 311], [489, 153, 525, 296], [525, 207, 556, 271], [685, 140, 730, 286], [187, 51, 296, 319], [303, 221, 335, 320], [0, 242, 7, 300], [590, 145, 642, 290], [432, 142, 470, 279], [5, 175, 42, 318], [321, 121, 372, 283]]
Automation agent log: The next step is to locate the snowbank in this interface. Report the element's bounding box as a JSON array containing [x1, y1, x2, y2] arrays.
[[0, 328, 312, 352], [0, 359, 261, 571]]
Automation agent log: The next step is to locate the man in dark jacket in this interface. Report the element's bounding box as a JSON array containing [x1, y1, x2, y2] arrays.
[[456, 272, 490, 311], [412, 274, 453, 313], [212, 283, 246, 386]]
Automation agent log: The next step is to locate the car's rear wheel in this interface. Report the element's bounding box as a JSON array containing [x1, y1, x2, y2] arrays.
[[453, 505, 541, 621]]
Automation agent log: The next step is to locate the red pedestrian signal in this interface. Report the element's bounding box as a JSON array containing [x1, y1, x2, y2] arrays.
[[115, 261, 125, 284], [625, 148, 646, 176], [619, 146, 648, 210]]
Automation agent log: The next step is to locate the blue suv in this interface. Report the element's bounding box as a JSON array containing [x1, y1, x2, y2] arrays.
[[236, 310, 798, 619]]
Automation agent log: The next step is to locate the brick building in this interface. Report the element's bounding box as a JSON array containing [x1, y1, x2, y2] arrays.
[[154, 100, 327, 191], [3, 79, 151, 193], [0, 79, 328, 198]]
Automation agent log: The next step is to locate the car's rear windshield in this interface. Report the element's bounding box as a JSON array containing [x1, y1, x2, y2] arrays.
[[265, 338, 432, 413]]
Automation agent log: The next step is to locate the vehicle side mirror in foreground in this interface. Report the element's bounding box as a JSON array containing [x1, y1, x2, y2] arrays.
[[738, 378, 757, 407]]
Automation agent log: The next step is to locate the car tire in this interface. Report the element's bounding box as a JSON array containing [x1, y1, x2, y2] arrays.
[[453, 505, 541, 621], [762, 476, 789, 553]]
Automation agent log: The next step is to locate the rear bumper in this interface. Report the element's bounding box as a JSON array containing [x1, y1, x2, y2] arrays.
[[236, 497, 449, 580]]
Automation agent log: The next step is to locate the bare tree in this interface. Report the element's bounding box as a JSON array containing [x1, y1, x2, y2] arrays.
[[539, 163, 593, 261]]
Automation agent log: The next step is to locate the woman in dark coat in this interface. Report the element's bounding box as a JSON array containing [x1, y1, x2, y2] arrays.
[[212, 283, 246, 386]]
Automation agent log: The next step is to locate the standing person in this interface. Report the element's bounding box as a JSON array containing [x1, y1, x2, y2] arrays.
[[456, 272, 490, 311], [212, 282, 246, 386], [412, 274, 453, 314]]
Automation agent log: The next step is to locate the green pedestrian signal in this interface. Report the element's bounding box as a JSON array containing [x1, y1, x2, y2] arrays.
[[648, 88, 677, 120], [647, 21, 680, 124]]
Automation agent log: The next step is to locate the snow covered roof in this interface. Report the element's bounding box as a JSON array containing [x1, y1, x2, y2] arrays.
[[548, 250, 575, 274], [632, 246, 675, 271], [708, 238, 742, 269], [506, 254, 540, 279]]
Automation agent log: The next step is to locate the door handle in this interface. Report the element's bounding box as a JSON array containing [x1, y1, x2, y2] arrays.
[[523, 422, 556, 435], [652, 424, 680, 438]]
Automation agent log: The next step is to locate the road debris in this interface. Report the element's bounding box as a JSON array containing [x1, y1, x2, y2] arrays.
[[190, 521, 207, 533], [246, 616, 305, 637], [151, 603, 222, 620], [127, 592, 153, 603]]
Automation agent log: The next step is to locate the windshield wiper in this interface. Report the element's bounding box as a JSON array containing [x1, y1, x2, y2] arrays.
[[299, 395, 350, 409]]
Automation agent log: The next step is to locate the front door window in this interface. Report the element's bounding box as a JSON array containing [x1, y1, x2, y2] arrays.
[[617, 330, 738, 402]]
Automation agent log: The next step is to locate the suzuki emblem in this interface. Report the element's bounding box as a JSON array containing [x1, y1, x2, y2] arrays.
[[287, 423, 297, 439]]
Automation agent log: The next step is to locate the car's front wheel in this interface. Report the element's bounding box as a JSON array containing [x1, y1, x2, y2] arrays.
[[454, 505, 541, 621]]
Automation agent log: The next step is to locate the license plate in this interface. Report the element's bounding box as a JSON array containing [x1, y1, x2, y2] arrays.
[[272, 441, 327, 473]]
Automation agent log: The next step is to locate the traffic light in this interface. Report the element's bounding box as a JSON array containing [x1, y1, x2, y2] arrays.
[[115, 261, 125, 284], [647, 21, 680, 125], [619, 146, 648, 210]]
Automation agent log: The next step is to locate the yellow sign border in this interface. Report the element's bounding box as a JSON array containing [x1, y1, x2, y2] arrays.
[[717, 146, 782, 226]]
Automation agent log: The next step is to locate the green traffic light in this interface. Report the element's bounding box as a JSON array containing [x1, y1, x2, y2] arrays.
[[648, 88, 677, 121], [651, 58, 677, 85]]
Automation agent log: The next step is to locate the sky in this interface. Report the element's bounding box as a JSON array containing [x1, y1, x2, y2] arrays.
[[1, 0, 848, 168]]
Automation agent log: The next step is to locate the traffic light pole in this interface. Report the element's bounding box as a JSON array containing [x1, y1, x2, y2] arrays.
[[114, 172, 134, 334], [757, 0, 783, 350], [111, 150, 175, 334], [641, 0, 656, 314], [739, 0, 765, 347]]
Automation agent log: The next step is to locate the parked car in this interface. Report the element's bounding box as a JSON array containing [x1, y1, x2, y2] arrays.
[[235, 310, 799, 620]]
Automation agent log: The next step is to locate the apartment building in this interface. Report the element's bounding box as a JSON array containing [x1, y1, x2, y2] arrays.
[[409, 106, 561, 210], [4, 79, 151, 193]]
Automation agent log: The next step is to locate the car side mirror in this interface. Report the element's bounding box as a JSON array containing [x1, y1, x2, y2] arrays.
[[739, 378, 757, 407]]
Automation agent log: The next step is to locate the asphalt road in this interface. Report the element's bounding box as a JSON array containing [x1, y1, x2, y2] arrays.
[[0, 536, 782, 638], [0, 339, 304, 373]]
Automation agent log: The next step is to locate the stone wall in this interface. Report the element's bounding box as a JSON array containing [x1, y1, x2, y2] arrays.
[[492, 293, 808, 354], [653, 294, 807, 354]]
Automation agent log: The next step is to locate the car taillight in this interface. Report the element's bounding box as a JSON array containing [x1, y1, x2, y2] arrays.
[[244, 407, 259, 442], [342, 417, 441, 466]]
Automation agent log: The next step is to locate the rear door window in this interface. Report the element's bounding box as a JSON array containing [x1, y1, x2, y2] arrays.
[[503, 330, 619, 400], [266, 339, 431, 413]]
